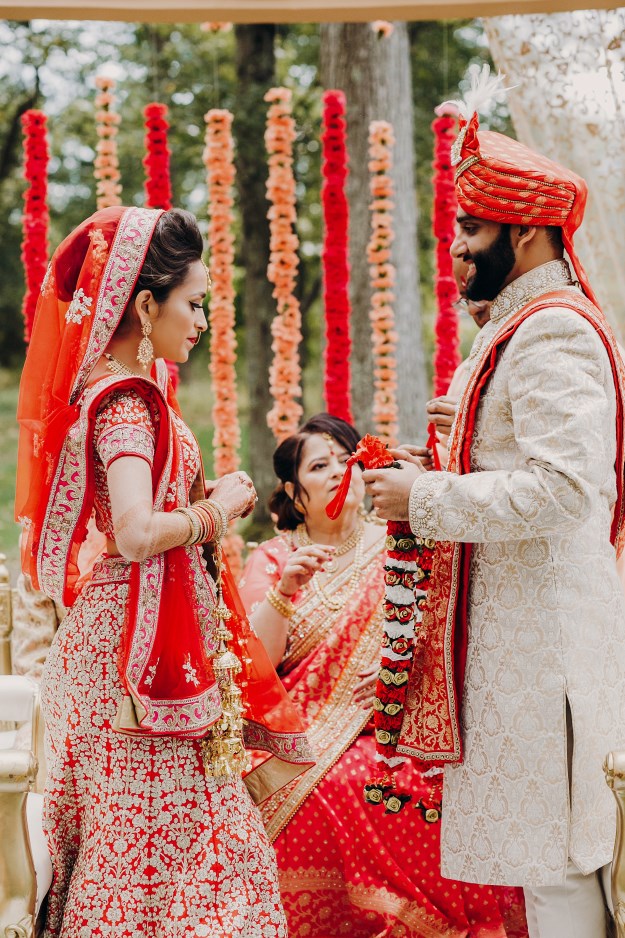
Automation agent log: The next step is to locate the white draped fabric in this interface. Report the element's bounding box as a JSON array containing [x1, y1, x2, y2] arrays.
[[485, 9, 625, 337]]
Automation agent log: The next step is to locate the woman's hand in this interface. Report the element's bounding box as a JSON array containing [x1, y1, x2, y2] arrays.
[[209, 471, 257, 521], [353, 662, 379, 710], [277, 545, 334, 597]]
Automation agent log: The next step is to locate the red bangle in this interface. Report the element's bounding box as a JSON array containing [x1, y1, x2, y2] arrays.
[[276, 585, 296, 600]]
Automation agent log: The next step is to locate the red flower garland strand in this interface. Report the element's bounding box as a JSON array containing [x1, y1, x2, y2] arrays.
[[203, 109, 244, 579], [143, 103, 172, 211], [21, 109, 50, 344], [432, 106, 461, 397], [264, 87, 303, 442], [321, 90, 353, 424], [325, 434, 434, 815], [143, 103, 177, 387], [94, 76, 122, 209], [367, 120, 399, 448]]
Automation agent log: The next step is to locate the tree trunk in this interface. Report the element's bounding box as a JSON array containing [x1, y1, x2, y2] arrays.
[[320, 22, 427, 441], [234, 25, 276, 528]]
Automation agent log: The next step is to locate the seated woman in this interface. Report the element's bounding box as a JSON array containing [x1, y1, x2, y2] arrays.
[[239, 413, 528, 938]]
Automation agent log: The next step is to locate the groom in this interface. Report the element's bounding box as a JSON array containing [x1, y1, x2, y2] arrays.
[[364, 105, 625, 938]]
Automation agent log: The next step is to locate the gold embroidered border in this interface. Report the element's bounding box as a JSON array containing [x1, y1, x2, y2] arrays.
[[278, 871, 465, 938], [71, 207, 162, 403], [283, 531, 386, 671], [262, 551, 386, 841]]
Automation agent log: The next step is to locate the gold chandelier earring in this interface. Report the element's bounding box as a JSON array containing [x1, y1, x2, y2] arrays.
[[137, 320, 154, 372]]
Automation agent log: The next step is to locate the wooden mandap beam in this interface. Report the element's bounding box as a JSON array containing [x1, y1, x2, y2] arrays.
[[0, 0, 619, 22]]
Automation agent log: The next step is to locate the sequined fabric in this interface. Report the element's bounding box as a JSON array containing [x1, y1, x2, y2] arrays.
[[240, 534, 527, 937], [40, 391, 287, 937]]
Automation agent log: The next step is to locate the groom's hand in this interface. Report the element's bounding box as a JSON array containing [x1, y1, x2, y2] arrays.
[[362, 459, 424, 521]]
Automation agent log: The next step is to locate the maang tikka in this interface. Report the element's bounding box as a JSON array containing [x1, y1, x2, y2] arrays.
[[137, 320, 154, 372]]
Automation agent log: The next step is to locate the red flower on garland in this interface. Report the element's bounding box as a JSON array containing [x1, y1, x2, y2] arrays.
[[143, 103, 172, 211], [21, 109, 50, 344], [321, 90, 353, 424], [432, 105, 461, 397]]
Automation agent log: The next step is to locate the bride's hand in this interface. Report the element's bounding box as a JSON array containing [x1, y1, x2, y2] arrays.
[[277, 545, 334, 597], [209, 471, 257, 521]]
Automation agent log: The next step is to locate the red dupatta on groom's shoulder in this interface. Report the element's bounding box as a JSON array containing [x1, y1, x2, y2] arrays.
[[397, 290, 625, 766]]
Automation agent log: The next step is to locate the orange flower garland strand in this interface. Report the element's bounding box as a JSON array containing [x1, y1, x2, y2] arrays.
[[203, 109, 240, 477], [203, 109, 244, 578], [94, 76, 122, 209], [264, 87, 303, 442], [367, 120, 399, 447]]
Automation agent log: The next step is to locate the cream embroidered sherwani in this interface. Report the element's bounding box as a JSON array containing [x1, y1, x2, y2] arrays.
[[408, 260, 625, 887]]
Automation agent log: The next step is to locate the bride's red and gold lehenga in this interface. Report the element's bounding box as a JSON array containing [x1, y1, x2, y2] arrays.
[[15, 206, 312, 937], [240, 530, 528, 938]]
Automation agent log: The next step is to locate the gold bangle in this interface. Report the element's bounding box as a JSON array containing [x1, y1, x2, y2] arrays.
[[192, 502, 216, 543], [266, 586, 294, 619], [206, 498, 229, 542], [174, 507, 199, 546]]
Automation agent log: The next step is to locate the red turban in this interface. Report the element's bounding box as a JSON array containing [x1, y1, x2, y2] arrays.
[[452, 111, 598, 307]]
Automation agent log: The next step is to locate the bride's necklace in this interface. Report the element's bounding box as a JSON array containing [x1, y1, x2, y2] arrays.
[[104, 353, 137, 378], [296, 519, 364, 575]]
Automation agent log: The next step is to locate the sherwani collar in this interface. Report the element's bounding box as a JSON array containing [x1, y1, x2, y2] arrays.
[[490, 259, 576, 325]]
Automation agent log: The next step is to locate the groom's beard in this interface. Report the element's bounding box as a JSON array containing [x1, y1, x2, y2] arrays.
[[465, 225, 516, 302]]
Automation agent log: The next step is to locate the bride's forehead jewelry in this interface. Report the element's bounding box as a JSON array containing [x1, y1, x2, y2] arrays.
[[202, 259, 212, 291]]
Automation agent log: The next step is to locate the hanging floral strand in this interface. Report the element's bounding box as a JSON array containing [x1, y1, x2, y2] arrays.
[[432, 104, 461, 397], [325, 434, 434, 816], [143, 102, 177, 388], [94, 76, 122, 209], [367, 120, 399, 448], [203, 109, 244, 577], [264, 87, 303, 442], [321, 90, 353, 424], [21, 109, 50, 344], [143, 102, 173, 211]]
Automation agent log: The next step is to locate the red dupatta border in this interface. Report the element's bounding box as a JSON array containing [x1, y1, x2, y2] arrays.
[[398, 290, 625, 765]]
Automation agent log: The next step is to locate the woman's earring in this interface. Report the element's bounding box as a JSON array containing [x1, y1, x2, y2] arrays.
[[137, 320, 154, 372]]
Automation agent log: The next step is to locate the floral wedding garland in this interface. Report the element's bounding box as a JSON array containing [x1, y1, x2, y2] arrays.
[[325, 434, 434, 815], [264, 87, 303, 442], [367, 120, 399, 448], [94, 76, 122, 210], [203, 108, 244, 578], [21, 109, 50, 344], [321, 90, 353, 424]]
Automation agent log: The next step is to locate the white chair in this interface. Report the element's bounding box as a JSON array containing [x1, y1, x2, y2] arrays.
[[0, 675, 52, 938]]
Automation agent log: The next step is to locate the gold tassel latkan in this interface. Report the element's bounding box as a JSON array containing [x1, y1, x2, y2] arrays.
[[201, 547, 251, 778]]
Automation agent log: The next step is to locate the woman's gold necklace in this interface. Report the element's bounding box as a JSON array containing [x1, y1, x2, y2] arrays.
[[296, 519, 364, 575], [104, 352, 136, 378], [296, 521, 366, 611]]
